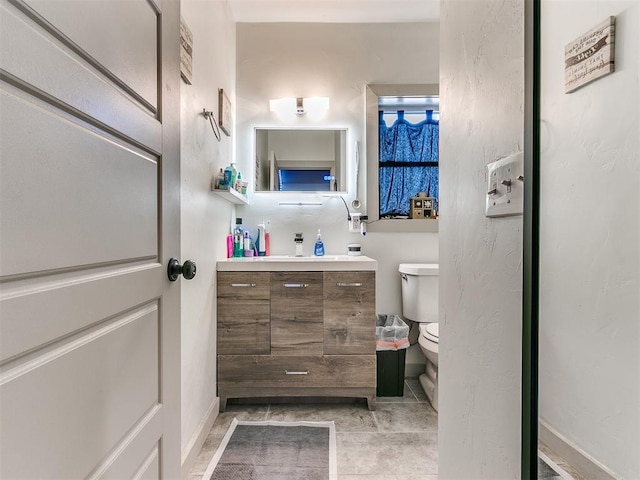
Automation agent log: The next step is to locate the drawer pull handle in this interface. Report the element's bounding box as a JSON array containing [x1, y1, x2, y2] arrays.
[[337, 282, 362, 287], [284, 370, 309, 375], [283, 283, 309, 288], [230, 283, 257, 287]]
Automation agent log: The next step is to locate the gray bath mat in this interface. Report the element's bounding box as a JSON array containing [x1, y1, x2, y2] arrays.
[[202, 418, 337, 480]]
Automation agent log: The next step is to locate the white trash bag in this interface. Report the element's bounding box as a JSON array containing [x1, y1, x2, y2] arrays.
[[375, 314, 410, 351]]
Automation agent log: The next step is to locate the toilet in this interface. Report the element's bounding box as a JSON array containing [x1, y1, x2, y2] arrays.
[[399, 263, 439, 411]]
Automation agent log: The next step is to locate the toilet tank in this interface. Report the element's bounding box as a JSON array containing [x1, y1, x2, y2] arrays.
[[399, 263, 439, 323]]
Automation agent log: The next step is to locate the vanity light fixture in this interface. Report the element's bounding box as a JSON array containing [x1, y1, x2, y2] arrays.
[[269, 97, 330, 116]]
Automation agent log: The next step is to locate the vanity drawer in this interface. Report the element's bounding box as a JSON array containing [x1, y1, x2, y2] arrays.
[[217, 272, 270, 300], [218, 355, 375, 388]]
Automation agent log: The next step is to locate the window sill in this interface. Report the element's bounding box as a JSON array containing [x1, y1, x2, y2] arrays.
[[367, 218, 438, 233]]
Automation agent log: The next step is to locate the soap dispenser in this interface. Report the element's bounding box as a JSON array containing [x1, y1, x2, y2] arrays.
[[314, 229, 325, 257], [256, 221, 266, 257]]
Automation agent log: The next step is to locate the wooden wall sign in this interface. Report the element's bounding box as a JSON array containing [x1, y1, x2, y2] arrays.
[[565, 17, 615, 93]]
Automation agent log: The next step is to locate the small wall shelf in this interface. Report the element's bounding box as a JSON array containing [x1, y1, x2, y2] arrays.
[[212, 187, 249, 205]]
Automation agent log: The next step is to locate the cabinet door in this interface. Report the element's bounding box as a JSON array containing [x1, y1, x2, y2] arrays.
[[270, 272, 323, 355], [217, 272, 270, 355], [324, 271, 376, 355]]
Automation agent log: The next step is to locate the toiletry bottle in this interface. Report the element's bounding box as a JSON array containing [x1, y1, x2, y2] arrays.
[[235, 171, 242, 191], [243, 231, 252, 256], [215, 168, 225, 190], [233, 218, 244, 257], [223, 165, 233, 190], [230, 162, 238, 191], [264, 221, 270, 256], [314, 229, 325, 256], [226, 229, 234, 258], [257, 221, 266, 256]]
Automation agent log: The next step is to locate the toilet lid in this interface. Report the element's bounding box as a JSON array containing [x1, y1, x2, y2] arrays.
[[420, 323, 439, 342], [399, 263, 439, 276]]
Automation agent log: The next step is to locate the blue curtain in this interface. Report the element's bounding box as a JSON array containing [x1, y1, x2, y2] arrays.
[[379, 111, 439, 216]]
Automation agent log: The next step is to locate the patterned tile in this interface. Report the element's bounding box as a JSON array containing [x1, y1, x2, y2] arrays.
[[188, 400, 439, 478], [373, 402, 438, 434], [376, 380, 421, 404], [188, 404, 270, 476], [266, 403, 378, 433], [405, 377, 430, 403], [337, 431, 438, 476]]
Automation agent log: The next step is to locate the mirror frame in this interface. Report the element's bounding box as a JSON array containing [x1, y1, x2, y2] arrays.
[[252, 126, 350, 194]]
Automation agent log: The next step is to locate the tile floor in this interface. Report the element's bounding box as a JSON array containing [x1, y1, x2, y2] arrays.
[[188, 377, 438, 480], [187, 379, 579, 480]]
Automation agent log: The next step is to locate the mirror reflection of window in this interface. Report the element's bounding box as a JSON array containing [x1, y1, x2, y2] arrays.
[[277, 169, 333, 191]]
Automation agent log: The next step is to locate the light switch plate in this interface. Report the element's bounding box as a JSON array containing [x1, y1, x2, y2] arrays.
[[485, 152, 524, 217]]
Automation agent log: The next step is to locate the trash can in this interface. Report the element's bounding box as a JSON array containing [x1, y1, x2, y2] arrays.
[[375, 314, 410, 397]]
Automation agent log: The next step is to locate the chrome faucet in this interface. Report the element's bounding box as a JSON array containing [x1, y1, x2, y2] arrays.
[[294, 232, 304, 257]]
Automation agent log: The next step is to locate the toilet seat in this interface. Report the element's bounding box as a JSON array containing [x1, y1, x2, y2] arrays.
[[419, 323, 439, 343]]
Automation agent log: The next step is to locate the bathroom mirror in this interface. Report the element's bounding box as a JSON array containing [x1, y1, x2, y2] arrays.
[[254, 128, 347, 192]]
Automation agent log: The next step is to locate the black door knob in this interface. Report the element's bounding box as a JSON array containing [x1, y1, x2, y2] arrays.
[[167, 258, 197, 282]]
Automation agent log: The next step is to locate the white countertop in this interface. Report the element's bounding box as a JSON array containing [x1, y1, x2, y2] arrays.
[[216, 255, 377, 272]]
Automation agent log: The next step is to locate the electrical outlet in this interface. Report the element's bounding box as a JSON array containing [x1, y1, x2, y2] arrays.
[[349, 214, 361, 232]]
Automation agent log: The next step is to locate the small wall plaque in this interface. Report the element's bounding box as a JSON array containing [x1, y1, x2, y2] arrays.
[[565, 17, 615, 93], [180, 17, 193, 85], [218, 88, 232, 137]]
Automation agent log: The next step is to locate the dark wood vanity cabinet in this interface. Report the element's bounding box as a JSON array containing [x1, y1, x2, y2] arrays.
[[216, 270, 376, 411]]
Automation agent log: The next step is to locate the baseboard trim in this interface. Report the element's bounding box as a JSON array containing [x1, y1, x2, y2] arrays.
[[181, 397, 220, 479], [538, 420, 619, 480]]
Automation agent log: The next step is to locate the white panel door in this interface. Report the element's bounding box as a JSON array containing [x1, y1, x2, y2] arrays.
[[0, 0, 182, 478]]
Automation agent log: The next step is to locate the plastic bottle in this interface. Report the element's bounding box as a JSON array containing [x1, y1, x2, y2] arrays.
[[235, 171, 242, 191], [314, 229, 325, 256], [264, 221, 270, 256], [215, 168, 225, 190], [223, 164, 234, 190], [230, 163, 238, 191], [256, 221, 266, 256], [233, 218, 244, 257], [243, 231, 253, 256], [226, 230, 234, 258]]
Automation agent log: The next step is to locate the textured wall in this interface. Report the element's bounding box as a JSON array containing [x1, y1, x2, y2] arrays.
[[438, 0, 524, 477], [180, 0, 236, 460], [235, 22, 440, 367], [539, 1, 640, 478]]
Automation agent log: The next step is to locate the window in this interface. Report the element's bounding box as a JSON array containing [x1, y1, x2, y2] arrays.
[[365, 84, 439, 233], [378, 105, 439, 217]]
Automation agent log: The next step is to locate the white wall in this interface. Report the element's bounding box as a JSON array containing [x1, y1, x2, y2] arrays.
[[539, 1, 639, 478], [235, 22, 440, 369], [438, 1, 524, 478], [179, 0, 236, 467]]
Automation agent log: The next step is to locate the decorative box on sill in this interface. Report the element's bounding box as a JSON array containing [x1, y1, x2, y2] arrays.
[[409, 194, 436, 219]]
